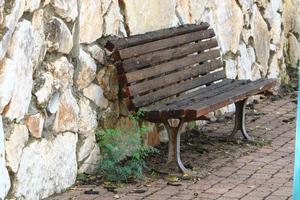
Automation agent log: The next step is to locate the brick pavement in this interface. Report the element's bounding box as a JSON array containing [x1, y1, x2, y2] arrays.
[[49, 97, 296, 200]]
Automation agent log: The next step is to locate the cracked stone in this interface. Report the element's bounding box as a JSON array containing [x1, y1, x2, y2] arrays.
[[5, 124, 29, 173]]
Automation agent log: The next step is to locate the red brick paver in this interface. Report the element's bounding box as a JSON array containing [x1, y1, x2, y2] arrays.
[[49, 97, 296, 200]]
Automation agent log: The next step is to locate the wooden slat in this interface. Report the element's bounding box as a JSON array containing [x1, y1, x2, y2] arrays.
[[123, 48, 221, 77], [105, 23, 209, 51], [122, 38, 218, 72], [143, 79, 276, 120], [125, 50, 221, 82], [143, 80, 245, 119], [164, 80, 250, 111], [132, 70, 226, 108], [145, 79, 246, 112], [127, 59, 224, 96], [143, 79, 235, 111], [117, 29, 215, 60], [185, 79, 276, 118]]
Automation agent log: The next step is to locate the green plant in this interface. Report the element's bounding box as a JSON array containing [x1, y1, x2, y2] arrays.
[[96, 111, 158, 182]]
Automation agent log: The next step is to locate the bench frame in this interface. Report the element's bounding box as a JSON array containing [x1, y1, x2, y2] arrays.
[[105, 23, 276, 174], [161, 98, 250, 174]]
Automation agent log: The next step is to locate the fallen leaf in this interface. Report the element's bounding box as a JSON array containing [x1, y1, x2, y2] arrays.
[[167, 182, 182, 186]]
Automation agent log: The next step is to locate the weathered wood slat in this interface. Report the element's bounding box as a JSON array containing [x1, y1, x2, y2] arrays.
[[117, 29, 215, 60], [124, 48, 221, 77], [143, 79, 275, 120], [166, 80, 250, 110], [143, 79, 235, 111], [147, 79, 248, 112], [127, 60, 224, 96], [184, 79, 276, 118], [132, 70, 226, 108], [122, 38, 218, 71], [105, 23, 209, 51], [143, 80, 244, 119]]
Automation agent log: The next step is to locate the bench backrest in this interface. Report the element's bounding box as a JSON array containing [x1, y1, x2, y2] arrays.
[[106, 23, 225, 111]]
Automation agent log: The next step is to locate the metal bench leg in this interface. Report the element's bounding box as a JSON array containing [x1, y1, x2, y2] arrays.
[[163, 119, 189, 174], [230, 99, 252, 140]]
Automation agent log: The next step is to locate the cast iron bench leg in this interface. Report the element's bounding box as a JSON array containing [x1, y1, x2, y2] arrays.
[[230, 98, 252, 140], [163, 119, 189, 174]]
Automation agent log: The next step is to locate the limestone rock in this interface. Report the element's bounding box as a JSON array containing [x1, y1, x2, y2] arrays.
[[51, 0, 78, 22], [83, 84, 109, 109], [53, 89, 79, 133], [47, 92, 60, 114], [104, 0, 126, 36], [75, 48, 97, 90], [80, 0, 103, 43], [34, 72, 54, 105], [26, 113, 45, 138], [225, 59, 237, 79], [13, 132, 78, 200], [32, 9, 47, 68], [46, 56, 74, 89], [252, 5, 270, 75], [25, 0, 41, 12], [252, 62, 263, 80], [0, 58, 17, 113], [45, 17, 73, 54], [77, 133, 96, 162], [238, 0, 254, 26], [82, 43, 106, 64], [100, 101, 119, 129], [175, 0, 191, 24], [4, 20, 34, 121], [78, 97, 98, 136], [0, 0, 25, 60], [122, 0, 177, 35], [254, 0, 269, 8], [264, 1, 282, 45], [0, 116, 10, 200], [97, 65, 119, 100], [211, 0, 244, 54], [238, 0, 254, 12], [268, 53, 280, 79], [288, 34, 300, 68], [190, 0, 209, 23], [0, 0, 3, 25], [43, 0, 51, 6], [237, 43, 255, 80], [78, 145, 100, 174], [282, 0, 300, 35], [5, 124, 29, 173]]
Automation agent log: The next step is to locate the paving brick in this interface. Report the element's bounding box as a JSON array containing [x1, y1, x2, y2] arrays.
[[272, 186, 293, 196], [265, 195, 289, 200], [222, 184, 254, 198], [205, 183, 235, 194]]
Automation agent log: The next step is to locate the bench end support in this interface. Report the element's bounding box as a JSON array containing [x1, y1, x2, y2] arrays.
[[230, 99, 252, 140], [163, 119, 190, 174]]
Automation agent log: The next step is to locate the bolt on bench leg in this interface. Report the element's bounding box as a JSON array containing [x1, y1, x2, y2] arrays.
[[230, 98, 252, 140], [163, 119, 189, 174]]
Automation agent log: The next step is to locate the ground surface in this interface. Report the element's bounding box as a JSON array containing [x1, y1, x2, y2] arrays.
[[49, 95, 296, 200]]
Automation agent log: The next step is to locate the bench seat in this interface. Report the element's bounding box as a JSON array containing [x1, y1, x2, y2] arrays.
[[142, 78, 275, 122]]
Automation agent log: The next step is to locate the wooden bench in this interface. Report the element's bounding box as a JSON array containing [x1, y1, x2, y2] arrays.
[[105, 22, 276, 174]]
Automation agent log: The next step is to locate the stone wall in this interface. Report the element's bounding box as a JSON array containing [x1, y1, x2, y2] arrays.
[[0, 0, 299, 199]]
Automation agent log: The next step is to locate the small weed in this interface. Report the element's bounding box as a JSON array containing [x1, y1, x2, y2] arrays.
[[96, 112, 158, 183], [77, 173, 88, 181]]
